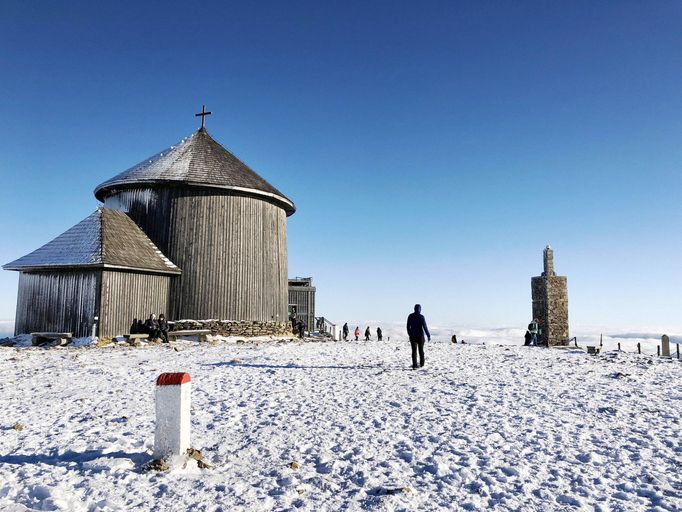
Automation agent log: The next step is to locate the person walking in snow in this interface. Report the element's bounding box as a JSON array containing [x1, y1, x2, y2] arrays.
[[342, 323, 349, 341], [354, 326, 360, 341], [377, 327, 383, 341], [528, 318, 539, 346], [407, 304, 431, 369], [364, 326, 371, 341]]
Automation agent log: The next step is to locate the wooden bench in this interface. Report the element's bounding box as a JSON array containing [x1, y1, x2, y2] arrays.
[[587, 346, 600, 355], [168, 329, 211, 342], [123, 333, 150, 344], [31, 332, 73, 346], [32, 332, 72, 346]]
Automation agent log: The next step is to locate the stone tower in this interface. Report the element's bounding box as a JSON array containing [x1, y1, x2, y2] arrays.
[[531, 246, 569, 346]]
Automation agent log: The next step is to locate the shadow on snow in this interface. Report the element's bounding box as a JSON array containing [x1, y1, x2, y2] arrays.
[[0, 449, 149, 469], [202, 361, 410, 371]]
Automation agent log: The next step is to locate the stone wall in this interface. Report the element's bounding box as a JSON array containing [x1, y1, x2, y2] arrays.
[[170, 320, 293, 337]]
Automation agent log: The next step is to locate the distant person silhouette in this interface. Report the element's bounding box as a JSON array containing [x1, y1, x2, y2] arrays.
[[158, 314, 169, 343], [364, 326, 371, 341], [528, 318, 539, 346], [354, 326, 360, 341], [377, 327, 383, 341], [342, 323, 349, 341], [406, 304, 431, 369]]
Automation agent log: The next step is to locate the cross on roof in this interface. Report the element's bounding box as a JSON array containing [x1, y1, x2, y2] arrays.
[[195, 104, 212, 129]]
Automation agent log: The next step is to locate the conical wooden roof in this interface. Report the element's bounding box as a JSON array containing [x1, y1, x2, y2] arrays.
[[94, 128, 295, 215], [3, 208, 181, 274]]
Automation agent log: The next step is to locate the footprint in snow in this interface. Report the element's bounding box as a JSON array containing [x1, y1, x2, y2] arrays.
[[575, 452, 592, 463], [398, 450, 413, 463], [500, 466, 519, 477]]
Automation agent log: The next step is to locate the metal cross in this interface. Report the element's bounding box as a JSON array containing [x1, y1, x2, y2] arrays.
[[195, 104, 212, 129]]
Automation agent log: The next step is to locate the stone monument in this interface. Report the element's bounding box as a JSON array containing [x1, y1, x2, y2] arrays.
[[531, 246, 569, 346]]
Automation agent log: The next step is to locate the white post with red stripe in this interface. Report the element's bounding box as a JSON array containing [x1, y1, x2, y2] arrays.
[[154, 372, 191, 459]]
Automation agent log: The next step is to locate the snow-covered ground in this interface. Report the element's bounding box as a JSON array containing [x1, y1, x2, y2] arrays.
[[1, 337, 681, 511]]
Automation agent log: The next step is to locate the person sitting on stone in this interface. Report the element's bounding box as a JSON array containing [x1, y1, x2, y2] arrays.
[[158, 313, 169, 343], [144, 313, 160, 341]]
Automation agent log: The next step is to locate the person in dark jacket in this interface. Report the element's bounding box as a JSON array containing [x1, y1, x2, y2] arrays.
[[298, 320, 306, 339], [528, 318, 539, 346], [364, 326, 371, 341], [524, 330, 532, 346], [377, 327, 383, 341], [144, 314, 160, 341], [158, 314, 169, 343], [342, 323, 349, 341], [406, 304, 431, 369]]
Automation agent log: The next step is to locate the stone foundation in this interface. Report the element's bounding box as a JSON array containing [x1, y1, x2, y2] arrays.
[[170, 320, 293, 337]]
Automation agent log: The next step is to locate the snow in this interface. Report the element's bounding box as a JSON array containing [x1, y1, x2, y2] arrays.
[[0, 337, 680, 511]]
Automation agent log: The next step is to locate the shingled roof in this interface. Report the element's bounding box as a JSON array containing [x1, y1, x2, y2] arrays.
[[94, 128, 296, 215], [3, 208, 181, 274]]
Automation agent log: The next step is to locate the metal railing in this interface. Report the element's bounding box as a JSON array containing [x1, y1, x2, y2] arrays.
[[315, 316, 336, 334]]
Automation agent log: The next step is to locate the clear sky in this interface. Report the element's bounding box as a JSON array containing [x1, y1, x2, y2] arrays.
[[1, 1, 681, 331]]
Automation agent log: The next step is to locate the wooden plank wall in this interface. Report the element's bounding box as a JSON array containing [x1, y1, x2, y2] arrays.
[[288, 287, 316, 331], [99, 271, 171, 338], [104, 187, 288, 322], [14, 271, 99, 337]]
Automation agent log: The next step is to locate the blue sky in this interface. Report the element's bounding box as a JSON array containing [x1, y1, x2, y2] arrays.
[[1, 1, 681, 330]]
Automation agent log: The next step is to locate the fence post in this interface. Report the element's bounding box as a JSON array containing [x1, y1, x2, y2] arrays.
[[637, 342, 641, 354], [618, 342, 621, 351], [661, 335, 670, 357], [154, 373, 191, 459], [657, 345, 660, 357], [677, 343, 680, 360], [600, 333, 603, 347]]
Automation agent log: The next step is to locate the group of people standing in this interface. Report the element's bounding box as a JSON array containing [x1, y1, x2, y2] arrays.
[[341, 323, 383, 342], [288, 315, 307, 338]]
